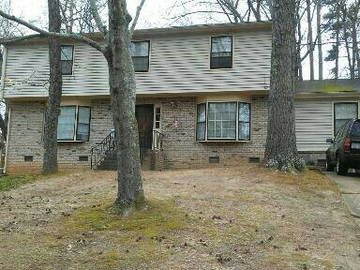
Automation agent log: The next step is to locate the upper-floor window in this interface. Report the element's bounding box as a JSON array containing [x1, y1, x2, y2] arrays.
[[57, 106, 91, 142], [334, 102, 358, 135], [130, 41, 150, 72], [210, 36, 233, 69], [196, 101, 251, 141], [61, 45, 74, 75]]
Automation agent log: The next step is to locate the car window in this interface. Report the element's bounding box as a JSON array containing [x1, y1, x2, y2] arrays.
[[350, 121, 360, 137]]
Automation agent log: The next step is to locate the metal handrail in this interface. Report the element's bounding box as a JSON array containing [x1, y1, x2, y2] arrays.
[[90, 130, 115, 169], [152, 129, 164, 151]]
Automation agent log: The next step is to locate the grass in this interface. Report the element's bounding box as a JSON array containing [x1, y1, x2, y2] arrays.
[[0, 175, 38, 192], [271, 169, 339, 193], [61, 198, 189, 269]]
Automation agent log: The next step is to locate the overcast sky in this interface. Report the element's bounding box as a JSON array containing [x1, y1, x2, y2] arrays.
[[11, 0, 173, 29]]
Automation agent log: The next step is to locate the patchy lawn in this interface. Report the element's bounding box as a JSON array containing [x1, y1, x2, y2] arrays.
[[0, 164, 359, 270], [0, 175, 37, 192]]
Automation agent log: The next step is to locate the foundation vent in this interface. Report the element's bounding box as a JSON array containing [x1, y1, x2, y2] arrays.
[[79, 156, 89, 162], [24, 156, 34, 162], [249, 157, 260, 163]]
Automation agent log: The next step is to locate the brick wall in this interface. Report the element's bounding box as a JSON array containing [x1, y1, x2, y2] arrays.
[[5, 95, 268, 174], [6, 100, 113, 174]]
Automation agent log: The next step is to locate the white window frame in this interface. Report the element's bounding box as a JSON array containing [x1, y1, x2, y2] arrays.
[[57, 105, 91, 142], [153, 104, 161, 130], [60, 45, 75, 76], [333, 102, 358, 136], [209, 35, 234, 69], [196, 101, 251, 142], [130, 40, 151, 73]]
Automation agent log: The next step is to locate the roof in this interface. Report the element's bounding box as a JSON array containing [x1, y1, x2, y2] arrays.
[[296, 80, 360, 97], [3, 21, 272, 46]]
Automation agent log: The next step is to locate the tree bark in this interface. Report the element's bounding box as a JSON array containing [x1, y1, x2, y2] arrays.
[[317, 0, 323, 80], [334, 18, 340, 80], [306, 0, 314, 80], [107, 0, 145, 215], [264, 0, 305, 172], [42, 0, 62, 174]]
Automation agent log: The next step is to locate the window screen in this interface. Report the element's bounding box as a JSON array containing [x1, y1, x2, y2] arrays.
[[61, 45, 74, 75], [57, 106, 91, 141], [57, 106, 76, 140], [196, 103, 206, 141], [334, 103, 358, 135], [207, 102, 237, 139], [238, 103, 250, 140], [76, 107, 91, 141], [210, 36, 233, 69], [130, 41, 150, 72]]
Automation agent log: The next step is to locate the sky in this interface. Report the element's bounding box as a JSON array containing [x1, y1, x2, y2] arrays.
[[6, 0, 345, 80], [10, 0, 173, 29]]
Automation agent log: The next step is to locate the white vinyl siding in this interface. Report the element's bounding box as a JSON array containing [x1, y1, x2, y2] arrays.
[[295, 100, 360, 152], [4, 30, 271, 98]]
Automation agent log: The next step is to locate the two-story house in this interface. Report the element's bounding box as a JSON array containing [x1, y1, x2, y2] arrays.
[[1, 22, 360, 174]]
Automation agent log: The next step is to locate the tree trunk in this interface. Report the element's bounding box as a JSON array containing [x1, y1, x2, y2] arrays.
[[264, 0, 305, 172], [107, 0, 145, 215], [42, 0, 62, 174], [317, 0, 323, 80], [334, 23, 340, 80], [296, 11, 303, 81], [306, 0, 314, 80]]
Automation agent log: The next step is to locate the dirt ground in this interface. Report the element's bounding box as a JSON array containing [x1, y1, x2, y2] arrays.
[[0, 164, 359, 270]]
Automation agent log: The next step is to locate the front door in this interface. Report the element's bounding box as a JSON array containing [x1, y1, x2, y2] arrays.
[[135, 105, 154, 161]]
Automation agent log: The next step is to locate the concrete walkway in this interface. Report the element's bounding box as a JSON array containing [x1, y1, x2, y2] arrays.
[[325, 172, 360, 225]]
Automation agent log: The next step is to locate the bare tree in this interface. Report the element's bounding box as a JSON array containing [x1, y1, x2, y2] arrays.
[[60, 0, 106, 33], [317, 0, 323, 80], [42, 0, 63, 174], [0, 0, 146, 215], [306, 0, 315, 80], [264, 0, 305, 171]]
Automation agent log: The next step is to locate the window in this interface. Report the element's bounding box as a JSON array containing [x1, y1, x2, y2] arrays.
[[61, 45, 74, 75], [130, 41, 150, 72], [238, 103, 251, 140], [210, 36, 233, 69], [196, 102, 251, 141], [208, 102, 237, 139], [154, 106, 161, 129], [57, 106, 91, 141], [334, 103, 358, 135], [196, 103, 206, 141]]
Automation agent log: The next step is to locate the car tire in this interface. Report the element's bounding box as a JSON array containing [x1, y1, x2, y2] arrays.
[[325, 158, 335, 171], [336, 156, 348, 176]]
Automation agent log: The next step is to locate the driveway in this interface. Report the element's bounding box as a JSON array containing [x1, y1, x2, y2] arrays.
[[324, 171, 360, 223]]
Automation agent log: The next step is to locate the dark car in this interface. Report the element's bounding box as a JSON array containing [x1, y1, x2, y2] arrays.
[[325, 119, 360, 175]]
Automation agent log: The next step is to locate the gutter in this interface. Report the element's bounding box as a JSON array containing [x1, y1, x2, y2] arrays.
[[1, 46, 7, 100]]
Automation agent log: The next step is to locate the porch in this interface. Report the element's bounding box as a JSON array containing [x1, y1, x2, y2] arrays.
[[90, 104, 165, 170]]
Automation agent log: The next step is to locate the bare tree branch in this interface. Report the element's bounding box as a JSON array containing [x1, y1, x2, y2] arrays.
[[89, 0, 107, 36], [0, 9, 105, 53], [130, 0, 146, 34]]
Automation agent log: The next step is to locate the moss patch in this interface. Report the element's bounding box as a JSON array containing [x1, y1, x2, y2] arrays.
[[0, 175, 38, 192], [317, 84, 351, 93], [62, 198, 188, 268], [64, 198, 186, 234], [272, 169, 338, 193]]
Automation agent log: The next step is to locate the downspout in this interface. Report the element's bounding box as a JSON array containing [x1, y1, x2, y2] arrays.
[[3, 107, 10, 174], [1, 46, 8, 99], [1, 47, 8, 174]]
